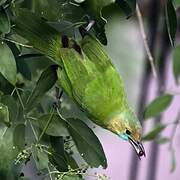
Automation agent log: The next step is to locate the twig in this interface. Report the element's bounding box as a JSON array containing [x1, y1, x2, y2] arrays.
[[15, 87, 25, 110], [28, 118, 38, 141], [1, 127, 8, 139], [47, 166, 53, 180], [37, 108, 55, 143], [2, 38, 33, 48], [136, 4, 157, 78], [18, 53, 43, 60], [169, 109, 180, 150]]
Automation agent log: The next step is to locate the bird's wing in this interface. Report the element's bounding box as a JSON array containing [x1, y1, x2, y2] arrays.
[[59, 47, 128, 125]]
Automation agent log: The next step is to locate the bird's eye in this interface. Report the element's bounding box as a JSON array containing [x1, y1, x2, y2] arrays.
[[126, 129, 131, 135]]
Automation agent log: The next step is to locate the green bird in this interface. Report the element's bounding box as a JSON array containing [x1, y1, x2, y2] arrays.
[[14, 10, 145, 158]]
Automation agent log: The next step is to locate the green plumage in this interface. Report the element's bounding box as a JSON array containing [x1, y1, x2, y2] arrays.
[[14, 9, 142, 143], [57, 36, 129, 126]]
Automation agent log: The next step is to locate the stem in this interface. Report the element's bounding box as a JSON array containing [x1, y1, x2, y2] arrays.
[[28, 118, 38, 141], [11, 87, 16, 96], [15, 87, 25, 110], [169, 110, 180, 150], [18, 53, 43, 60], [1, 127, 8, 139], [47, 166, 53, 180], [37, 109, 55, 143], [136, 4, 157, 78], [2, 38, 33, 48]]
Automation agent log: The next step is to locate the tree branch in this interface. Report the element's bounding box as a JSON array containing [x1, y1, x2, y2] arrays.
[[136, 4, 157, 78]]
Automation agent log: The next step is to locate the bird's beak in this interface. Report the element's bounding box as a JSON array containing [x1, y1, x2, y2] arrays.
[[128, 137, 145, 159]]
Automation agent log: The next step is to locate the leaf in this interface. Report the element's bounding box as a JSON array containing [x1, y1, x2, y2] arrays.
[[0, 95, 18, 122], [174, 0, 180, 7], [32, 0, 62, 21], [0, 103, 9, 124], [156, 137, 169, 144], [0, 42, 17, 85], [173, 45, 180, 84], [116, 0, 136, 17], [0, 7, 10, 34], [25, 65, 57, 112], [32, 146, 49, 170], [65, 152, 79, 169], [0, 127, 19, 179], [0, 73, 14, 94], [66, 118, 107, 168], [13, 124, 25, 150], [38, 114, 69, 136], [49, 136, 68, 172], [16, 54, 32, 81], [48, 21, 81, 38], [165, 0, 177, 46], [0, 0, 7, 6], [63, 174, 82, 180], [14, 8, 61, 62], [144, 94, 173, 119], [80, 0, 115, 45], [170, 148, 176, 172], [142, 124, 166, 141]]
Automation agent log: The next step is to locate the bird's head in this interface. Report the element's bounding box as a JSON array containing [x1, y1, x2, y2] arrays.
[[106, 109, 145, 159]]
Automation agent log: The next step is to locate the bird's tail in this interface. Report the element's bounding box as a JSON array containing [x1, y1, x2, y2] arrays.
[[14, 9, 62, 66]]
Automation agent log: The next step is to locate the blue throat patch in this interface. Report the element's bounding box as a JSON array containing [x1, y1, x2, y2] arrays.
[[119, 134, 129, 141]]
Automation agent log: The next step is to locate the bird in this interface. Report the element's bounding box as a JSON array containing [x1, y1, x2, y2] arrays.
[[14, 9, 145, 158]]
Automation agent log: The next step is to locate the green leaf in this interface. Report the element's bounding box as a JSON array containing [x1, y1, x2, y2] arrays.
[[0, 42, 17, 85], [14, 8, 61, 62], [170, 148, 176, 172], [16, 54, 32, 81], [38, 114, 69, 136], [66, 118, 107, 168], [0, 103, 9, 124], [49, 136, 68, 172], [32, 146, 49, 170], [173, 45, 180, 84], [80, 0, 115, 45], [0, 7, 10, 34], [32, 0, 61, 21], [142, 124, 166, 141], [174, 0, 180, 7], [13, 124, 25, 150], [165, 0, 177, 46], [48, 21, 81, 38], [25, 65, 57, 112], [63, 174, 82, 180], [0, 127, 19, 179], [156, 137, 169, 144], [0, 73, 14, 95], [116, 0, 136, 17], [65, 152, 79, 169], [0, 95, 18, 122], [0, 0, 7, 6], [144, 94, 173, 119]]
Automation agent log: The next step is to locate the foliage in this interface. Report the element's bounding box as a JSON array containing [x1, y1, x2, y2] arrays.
[[0, 0, 179, 179], [144, 94, 173, 119]]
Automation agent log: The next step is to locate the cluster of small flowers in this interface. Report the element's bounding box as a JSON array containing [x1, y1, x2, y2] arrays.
[[94, 172, 110, 180], [14, 149, 31, 165], [54, 165, 89, 180]]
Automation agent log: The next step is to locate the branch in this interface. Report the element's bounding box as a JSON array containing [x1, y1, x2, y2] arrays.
[[169, 109, 180, 150], [136, 4, 157, 78]]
